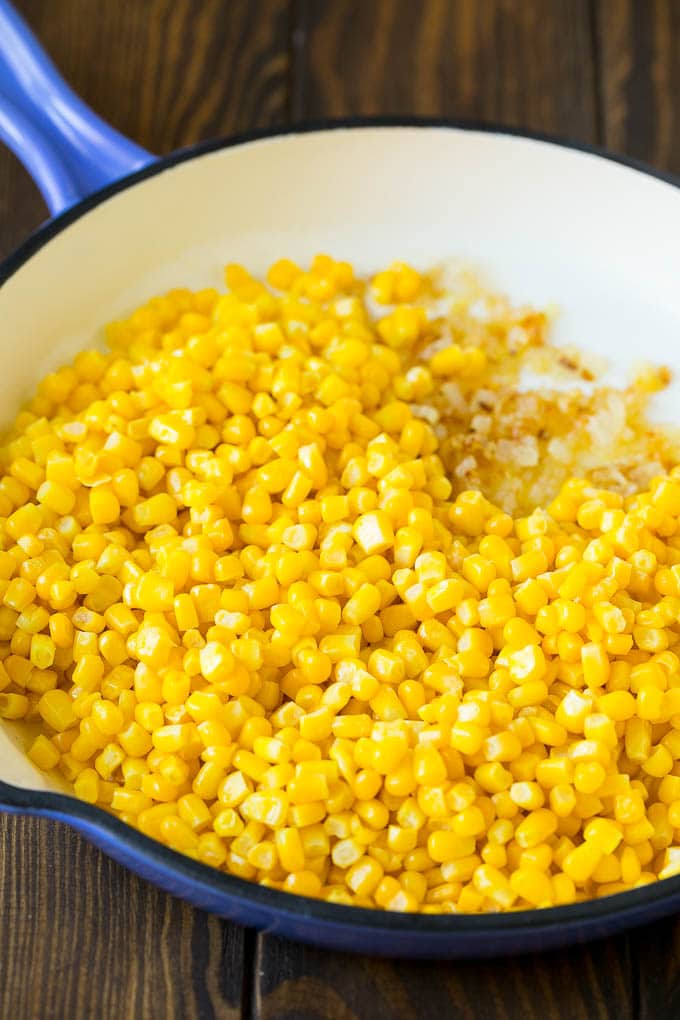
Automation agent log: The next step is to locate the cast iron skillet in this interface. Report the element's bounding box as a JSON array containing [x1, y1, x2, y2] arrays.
[[2, 0, 680, 957]]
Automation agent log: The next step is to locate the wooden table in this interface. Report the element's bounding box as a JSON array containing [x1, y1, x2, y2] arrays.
[[1, 1, 680, 1016]]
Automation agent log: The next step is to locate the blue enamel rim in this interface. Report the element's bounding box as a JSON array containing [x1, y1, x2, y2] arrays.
[[2, 116, 680, 954]]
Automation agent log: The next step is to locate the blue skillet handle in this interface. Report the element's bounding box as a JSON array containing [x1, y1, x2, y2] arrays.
[[0, 0, 155, 216]]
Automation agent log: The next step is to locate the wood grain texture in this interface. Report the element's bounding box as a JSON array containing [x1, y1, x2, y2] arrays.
[[291, 0, 598, 141], [0, 149, 45, 263], [630, 914, 680, 1020], [597, 0, 680, 174], [253, 932, 634, 1020], [0, 815, 245, 1020], [0, 0, 290, 259]]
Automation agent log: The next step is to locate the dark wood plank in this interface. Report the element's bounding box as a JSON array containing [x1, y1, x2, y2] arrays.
[[0, 150, 45, 264], [629, 914, 680, 1020], [0, 2, 672, 1018], [0, 814, 246, 1020], [581, 4, 680, 1008], [0, 0, 290, 259], [291, 0, 598, 141], [253, 933, 634, 1020], [597, 0, 680, 174]]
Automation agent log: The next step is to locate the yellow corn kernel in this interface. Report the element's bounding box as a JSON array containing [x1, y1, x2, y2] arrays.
[[299, 707, 334, 742], [562, 842, 604, 885], [275, 827, 306, 872], [196, 832, 227, 868], [583, 818, 623, 854], [37, 480, 76, 516], [343, 584, 381, 625], [550, 784, 577, 818], [515, 810, 557, 849], [74, 768, 100, 804], [89, 486, 120, 525], [150, 723, 191, 754], [94, 743, 125, 780], [472, 864, 516, 908], [90, 699, 124, 736], [38, 689, 76, 731], [111, 789, 152, 815], [177, 793, 211, 832], [159, 814, 198, 851], [30, 633, 56, 670], [412, 744, 446, 785], [4, 577, 35, 612], [581, 642, 610, 687], [484, 732, 523, 763], [510, 868, 554, 907], [345, 856, 384, 896], [27, 734, 60, 770], [642, 744, 673, 778], [353, 511, 394, 555]]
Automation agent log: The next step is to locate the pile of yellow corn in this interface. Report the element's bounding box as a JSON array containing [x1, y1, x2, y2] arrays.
[[2, 255, 680, 913]]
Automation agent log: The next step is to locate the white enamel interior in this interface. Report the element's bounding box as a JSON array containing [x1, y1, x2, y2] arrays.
[[1, 125, 680, 793]]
